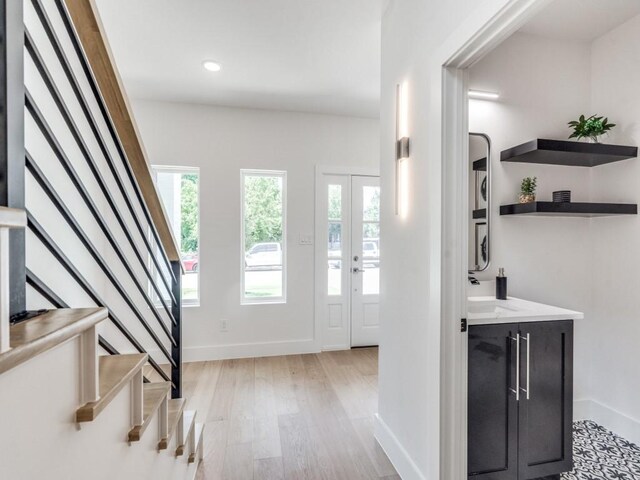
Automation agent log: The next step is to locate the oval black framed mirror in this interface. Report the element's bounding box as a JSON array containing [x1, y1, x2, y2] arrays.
[[469, 132, 491, 272]]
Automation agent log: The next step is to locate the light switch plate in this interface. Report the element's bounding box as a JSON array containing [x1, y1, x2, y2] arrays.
[[299, 234, 313, 245]]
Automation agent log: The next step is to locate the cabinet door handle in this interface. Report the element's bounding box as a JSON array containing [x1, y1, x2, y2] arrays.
[[509, 334, 520, 401], [521, 333, 531, 400], [518, 333, 530, 400]]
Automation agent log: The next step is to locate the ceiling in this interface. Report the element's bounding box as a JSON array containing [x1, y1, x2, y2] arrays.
[[94, 0, 382, 118], [520, 0, 640, 41]]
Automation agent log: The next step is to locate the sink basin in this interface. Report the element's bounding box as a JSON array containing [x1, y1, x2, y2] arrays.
[[467, 301, 521, 315]]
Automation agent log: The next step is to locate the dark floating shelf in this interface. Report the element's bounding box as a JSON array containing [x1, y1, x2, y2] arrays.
[[472, 157, 487, 171], [501, 139, 638, 167], [500, 202, 638, 217], [473, 208, 486, 219]]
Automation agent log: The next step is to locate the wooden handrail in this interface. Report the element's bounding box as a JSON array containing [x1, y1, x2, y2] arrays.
[[63, 0, 181, 263], [0, 207, 27, 229]]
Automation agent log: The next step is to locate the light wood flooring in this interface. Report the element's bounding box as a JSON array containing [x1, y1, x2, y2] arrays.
[[181, 347, 399, 480]]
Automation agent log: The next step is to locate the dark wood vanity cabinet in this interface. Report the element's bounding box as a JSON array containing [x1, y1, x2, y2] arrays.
[[468, 320, 573, 480]]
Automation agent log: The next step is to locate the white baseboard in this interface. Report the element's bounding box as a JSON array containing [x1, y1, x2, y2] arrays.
[[374, 413, 426, 480], [181, 338, 319, 362], [574, 398, 640, 446], [321, 344, 351, 351]]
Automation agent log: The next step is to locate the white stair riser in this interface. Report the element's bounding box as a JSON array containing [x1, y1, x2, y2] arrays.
[[79, 326, 99, 404]]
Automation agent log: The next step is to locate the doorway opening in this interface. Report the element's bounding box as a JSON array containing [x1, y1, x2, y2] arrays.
[[315, 168, 381, 350], [442, 0, 640, 478]]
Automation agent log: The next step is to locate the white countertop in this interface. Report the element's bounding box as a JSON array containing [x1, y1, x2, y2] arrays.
[[467, 296, 584, 326]]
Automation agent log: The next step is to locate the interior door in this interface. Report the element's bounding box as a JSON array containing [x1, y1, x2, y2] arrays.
[[351, 176, 380, 347]]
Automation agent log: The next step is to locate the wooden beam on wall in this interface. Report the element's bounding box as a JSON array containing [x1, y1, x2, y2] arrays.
[[63, 0, 181, 263]]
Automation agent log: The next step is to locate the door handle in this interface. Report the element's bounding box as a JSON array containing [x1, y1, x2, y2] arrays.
[[509, 334, 520, 401], [520, 333, 530, 400], [352, 267, 364, 273]]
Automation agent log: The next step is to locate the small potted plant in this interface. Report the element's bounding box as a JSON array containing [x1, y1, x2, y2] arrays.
[[519, 177, 537, 204], [568, 114, 615, 143]]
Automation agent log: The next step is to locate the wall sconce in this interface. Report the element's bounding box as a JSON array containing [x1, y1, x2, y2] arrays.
[[395, 82, 410, 217]]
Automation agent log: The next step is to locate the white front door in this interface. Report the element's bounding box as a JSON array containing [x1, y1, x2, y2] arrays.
[[350, 176, 380, 347], [316, 173, 380, 350]]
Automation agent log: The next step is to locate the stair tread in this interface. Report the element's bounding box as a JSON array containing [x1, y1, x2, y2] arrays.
[[129, 381, 170, 442], [188, 423, 205, 464], [176, 410, 196, 456], [0, 307, 108, 375], [77, 353, 148, 422], [158, 398, 186, 450]]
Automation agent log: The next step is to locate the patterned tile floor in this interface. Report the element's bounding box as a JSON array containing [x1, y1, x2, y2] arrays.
[[562, 420, 640, 479]]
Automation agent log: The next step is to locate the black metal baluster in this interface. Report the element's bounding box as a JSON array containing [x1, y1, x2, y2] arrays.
[[171, 261, 182, 399]]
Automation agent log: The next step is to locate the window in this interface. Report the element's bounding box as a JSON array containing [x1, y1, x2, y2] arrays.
[[153, 166, 200, 305], [241, 170, 286, 304]]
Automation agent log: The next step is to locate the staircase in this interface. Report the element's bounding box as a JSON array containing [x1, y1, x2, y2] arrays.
[[0, 209, 205, 479], [0, 0, 205, 477]]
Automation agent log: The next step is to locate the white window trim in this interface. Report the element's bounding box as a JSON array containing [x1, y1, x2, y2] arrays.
[[152, 165, 201, 307], [240, 169, 287, 305]]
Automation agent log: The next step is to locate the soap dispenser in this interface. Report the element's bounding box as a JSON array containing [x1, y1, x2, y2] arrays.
[[496, 268, 507, 300]]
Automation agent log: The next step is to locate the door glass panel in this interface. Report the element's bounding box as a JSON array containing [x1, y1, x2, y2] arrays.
[[328, 260, 342, 296], [328, 221, 342, 296], [328, 222, 342, 258], [362, 186, 380, 221], [328, 184, 342, 221], [328, 184, 343, 296], [363, 222, 379, 242], [362, 222, 379, 295]]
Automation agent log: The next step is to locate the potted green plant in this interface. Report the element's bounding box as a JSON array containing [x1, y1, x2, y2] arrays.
[[519, 177, 537, 204], [568, 114, 615, 143]]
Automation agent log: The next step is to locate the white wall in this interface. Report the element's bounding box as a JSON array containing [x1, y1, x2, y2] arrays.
[[131, 100, 379, 361], [588, 14, 640, 442], [468, 32, 594, 402], [377, 1, 521, 478]]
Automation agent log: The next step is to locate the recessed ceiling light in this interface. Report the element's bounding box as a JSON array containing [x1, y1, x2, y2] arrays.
[[468, 89, 499, 100], [203, 60, 221, 72]]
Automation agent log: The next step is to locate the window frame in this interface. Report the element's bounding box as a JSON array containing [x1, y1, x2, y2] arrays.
[[152, 165, 201, 307], [240, 169, 287, 305]]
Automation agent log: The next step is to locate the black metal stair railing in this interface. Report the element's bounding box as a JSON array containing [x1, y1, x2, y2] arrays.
[[25, 3, 178, 309], [2, 0, 185, 397]]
